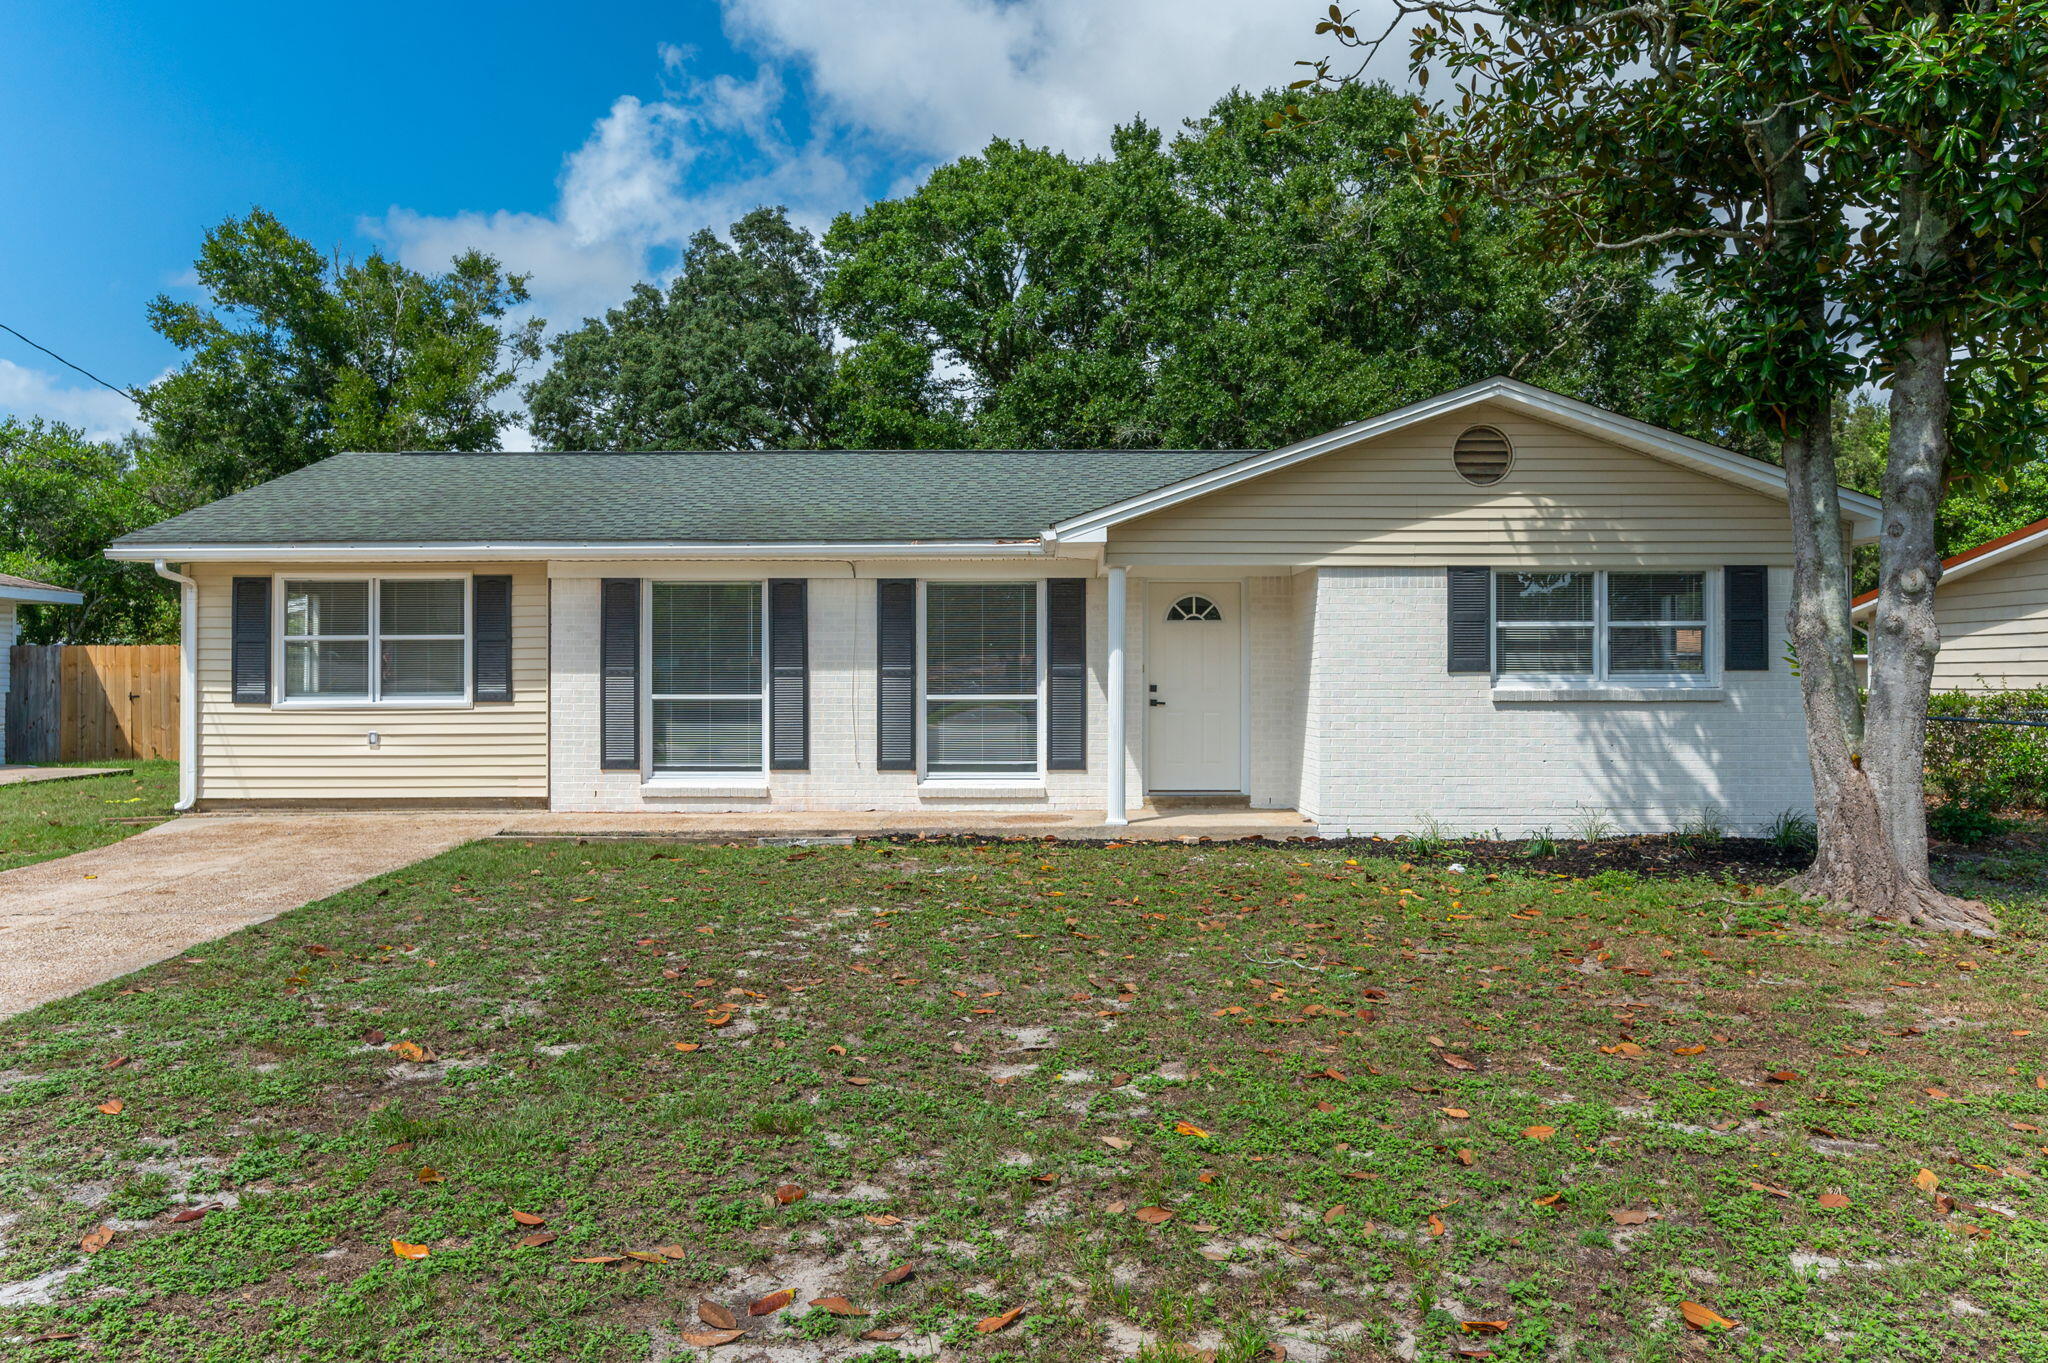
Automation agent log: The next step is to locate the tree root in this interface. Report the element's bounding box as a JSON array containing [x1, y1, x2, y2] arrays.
[[1782, 866, 1997, 937]]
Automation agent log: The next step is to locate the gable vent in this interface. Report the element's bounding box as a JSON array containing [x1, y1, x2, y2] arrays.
[[1452, 425, 1514, 485]]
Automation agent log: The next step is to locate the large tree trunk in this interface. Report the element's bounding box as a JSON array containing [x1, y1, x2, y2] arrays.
[[1860, 318, 1995, 934], [1756, 109, 1992, 933], [1777, 404, 1898, 907]]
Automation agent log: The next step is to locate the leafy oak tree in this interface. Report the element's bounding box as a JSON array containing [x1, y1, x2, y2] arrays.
[[0, 418, 187, 643], [528, 208, 885, 450], [140, 208, 543, 498], [1315, 1, 2048, 930], [824, 83, 1703, 450]]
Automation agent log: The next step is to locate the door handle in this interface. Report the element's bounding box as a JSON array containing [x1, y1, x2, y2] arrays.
[[1149, 698, 1166, 707]]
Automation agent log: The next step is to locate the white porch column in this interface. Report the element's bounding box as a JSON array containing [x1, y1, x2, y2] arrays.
[[1104, 565, 1129, 825]]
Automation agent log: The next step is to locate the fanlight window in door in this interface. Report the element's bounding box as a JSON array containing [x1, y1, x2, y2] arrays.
[[1165, 595, 1224, 622]]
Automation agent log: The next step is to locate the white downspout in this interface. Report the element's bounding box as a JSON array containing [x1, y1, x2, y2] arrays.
[[153, 560, 199, 812], [1104, 565, 1128, 826]]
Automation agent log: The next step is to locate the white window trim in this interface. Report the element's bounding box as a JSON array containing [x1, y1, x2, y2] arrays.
[[1491, 569, 1720, 691], [640, 579, 772, 783], [271, 571, 473, 709], [916, 579, 1048, 784]]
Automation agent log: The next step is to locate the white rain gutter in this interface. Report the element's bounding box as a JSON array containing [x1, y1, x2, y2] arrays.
[[152, 560, 199, 811], [107, 539, 1054, 563]]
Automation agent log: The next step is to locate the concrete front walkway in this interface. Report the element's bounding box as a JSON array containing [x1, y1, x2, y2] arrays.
[[0, 813, 505, 1019], [0, 765, 119, 786], [499, 806, 1316, 843]]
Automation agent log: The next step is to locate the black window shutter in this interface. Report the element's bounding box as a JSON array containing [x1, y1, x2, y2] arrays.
[[599, 578, 640, 770], [876, 578, 917, 771], [1046, 578, 1087, 771], [768, 578, 809, 770], [1445, 566, 1492, 674], [231, 576, 271, 704], [1724, 566, 1769, 671], [472, 575, 513, 703]]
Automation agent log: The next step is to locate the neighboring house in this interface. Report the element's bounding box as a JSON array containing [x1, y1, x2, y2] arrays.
[[0, 573, 86, 764], [104, 378, 1881, 835], [1851, 518, 2048, 693]]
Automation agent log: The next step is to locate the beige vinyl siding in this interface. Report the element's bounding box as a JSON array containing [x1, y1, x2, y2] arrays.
[[1106, 404, 1797, 568], [191, 562, 548, 802], [1929, 546, 2048, 692]]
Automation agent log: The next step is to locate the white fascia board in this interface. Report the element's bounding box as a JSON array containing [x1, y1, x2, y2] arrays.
[[1848, 522, 2048, 621], [104, 539, 1053, 564], [0, 585, 85, 606], [1048, 376, 1885, 541]]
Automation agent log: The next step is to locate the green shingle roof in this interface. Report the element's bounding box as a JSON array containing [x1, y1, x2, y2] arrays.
[[112, 448, 1260, 548]]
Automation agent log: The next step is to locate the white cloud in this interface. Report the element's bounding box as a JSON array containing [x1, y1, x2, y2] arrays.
[[367, 2, 1396, 357], [0, 360, 147, 443], [724, 0, 1365, 161]]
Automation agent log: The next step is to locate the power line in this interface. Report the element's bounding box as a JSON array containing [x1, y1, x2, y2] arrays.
[[0, 321, 138, 404]]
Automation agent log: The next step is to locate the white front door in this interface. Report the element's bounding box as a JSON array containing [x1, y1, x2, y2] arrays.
[[1145, 582, 1244, 792]]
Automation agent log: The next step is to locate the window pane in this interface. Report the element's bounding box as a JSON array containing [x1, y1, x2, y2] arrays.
[[1610, 625, 1707, 675], [382, 638, 466, 696], [283, 580, 369, 637], [1609, 572, 1704, 622], [380, 579, 465, 635], [1495, 571, 1593, 623], [926, 699, 1037, 774], [926, 583, 1036, 694], [653, 699, 762, 771], [1497, 626, 1595, 674], [284, 640, 369, 697], [652, 583, 762, 695]]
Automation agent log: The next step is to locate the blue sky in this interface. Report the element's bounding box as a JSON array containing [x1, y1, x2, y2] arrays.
[[0, 1, 1359, 444]]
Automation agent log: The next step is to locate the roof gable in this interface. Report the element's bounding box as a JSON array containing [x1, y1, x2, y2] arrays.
[[1850, 517, 2048, 618], [1049, 377, 1882, 542]]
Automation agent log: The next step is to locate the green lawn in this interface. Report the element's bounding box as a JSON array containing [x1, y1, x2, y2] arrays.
[[0, 761, 179, 873], [2, 836, 2045, 1361]]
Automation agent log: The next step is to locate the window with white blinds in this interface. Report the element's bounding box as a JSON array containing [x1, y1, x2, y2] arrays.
[[650, 582, 766, 773], [280, 577, 468, 703], [923, 582, 1041, 776], [1494, 570, 1710, 681]]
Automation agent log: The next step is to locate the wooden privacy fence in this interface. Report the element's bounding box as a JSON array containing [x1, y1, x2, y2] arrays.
[[5, 645, 180, 763]]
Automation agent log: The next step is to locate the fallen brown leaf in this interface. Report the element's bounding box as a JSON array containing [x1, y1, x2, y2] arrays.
[[1134, 1205, 1175, 1224], [678, 1329, 746, 1348], [1817, 1192, 1851, 1209], [1521, 1125, 1556, 1141], [878, 1259, 921, 1286], [80, 1225, 114, 1253], [749, 1288, 794, 1316], [96, 1099, 124, 1116], [516, 1231, 557, 1247], [976, 1306, 1024, 1334], [391, 1240, 430, 1260], [774, 1183, 806, 1205], [1680, 1300, 1737, 1331], [861, 1326, 910, 1342], [810, 1296, 868, 1317], [699, 1300, 739, 1330]]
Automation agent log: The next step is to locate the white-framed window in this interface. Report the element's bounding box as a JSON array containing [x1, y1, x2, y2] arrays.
[[277, 575, 470, 705], [647, 581, 767, 775], [920, 581, 1045, 778], [1494, 570, 1712, 683]]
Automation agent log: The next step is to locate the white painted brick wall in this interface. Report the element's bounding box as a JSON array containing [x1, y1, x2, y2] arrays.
[[1303, 567, 1814, 836], [549, 569, 1144, 814]]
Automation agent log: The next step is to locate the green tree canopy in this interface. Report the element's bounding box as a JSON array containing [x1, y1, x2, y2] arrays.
[[0, 418, 185, 644], [824, 83, 1702, 451], [527, 207, 866, 451], [140, 208, 543, 498]]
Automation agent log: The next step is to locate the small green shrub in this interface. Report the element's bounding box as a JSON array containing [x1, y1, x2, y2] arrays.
[[1925, 689, 2048, 810], [1520, 828, 1560, 858], [1927, 801, 2013, 846]]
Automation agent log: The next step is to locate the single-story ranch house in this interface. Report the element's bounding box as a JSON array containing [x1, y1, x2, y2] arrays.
[[106, 378, 1880, 835], [1851, 517, 2048, 694]]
